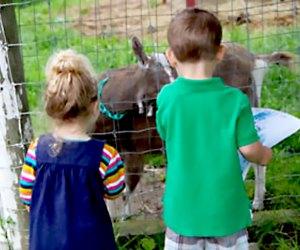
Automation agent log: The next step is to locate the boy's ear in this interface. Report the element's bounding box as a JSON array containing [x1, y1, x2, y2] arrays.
[[216, 45, 225, 64], [166, 48, 178, 68]]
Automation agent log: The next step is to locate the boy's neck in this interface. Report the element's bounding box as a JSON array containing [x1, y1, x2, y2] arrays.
[[176, 60, 217, 80]]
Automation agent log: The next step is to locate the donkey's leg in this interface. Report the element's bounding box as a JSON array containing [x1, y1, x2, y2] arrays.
[[106, 199, 118, 219], [125, 154, 145, 192], [252, 59, 268, 106], [123, 154, 145, 218], [105, 187, 133, 220], [106, 154, 145, 219], [253, 164, 266, 210]]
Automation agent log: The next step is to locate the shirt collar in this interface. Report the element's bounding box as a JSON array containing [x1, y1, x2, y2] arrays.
[[174, 76, 224, 90]]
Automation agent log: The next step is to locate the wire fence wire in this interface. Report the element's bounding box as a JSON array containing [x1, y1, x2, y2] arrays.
[[0, 0, 300, 248]]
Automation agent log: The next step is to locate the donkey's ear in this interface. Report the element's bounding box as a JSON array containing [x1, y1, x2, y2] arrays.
[[132, 36, 149, 67]]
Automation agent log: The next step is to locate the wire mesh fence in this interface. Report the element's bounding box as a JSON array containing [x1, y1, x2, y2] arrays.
[[0, 0, 300, 249]]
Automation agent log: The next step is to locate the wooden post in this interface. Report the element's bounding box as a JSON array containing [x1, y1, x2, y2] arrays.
[[186, 0, 196, 8], [0, 1, 33, 249], [1, 1, 33, 145]]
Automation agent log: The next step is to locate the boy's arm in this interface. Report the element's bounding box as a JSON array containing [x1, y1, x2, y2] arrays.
[[236, 94, 272, 165], [19, 139, 38, 212], [100, 144, 125, 200], [239, 141, 272, 166]]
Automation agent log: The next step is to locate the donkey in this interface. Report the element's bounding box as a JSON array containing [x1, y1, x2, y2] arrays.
[[94, 39, 175, 194], [93, 36, 295, 213]]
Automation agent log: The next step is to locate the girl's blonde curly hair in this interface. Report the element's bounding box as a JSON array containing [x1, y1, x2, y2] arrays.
[[45, 49, 98, 120]]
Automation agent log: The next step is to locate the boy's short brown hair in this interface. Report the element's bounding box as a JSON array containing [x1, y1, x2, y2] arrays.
[[167, 8, 222, 62]]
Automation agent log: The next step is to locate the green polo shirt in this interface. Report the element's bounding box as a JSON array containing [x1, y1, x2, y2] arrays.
[[156, 77, 259, 237]]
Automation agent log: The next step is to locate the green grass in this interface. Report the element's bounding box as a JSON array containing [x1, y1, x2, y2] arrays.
[[248, 214, 300, 250], [13, 1, 300, 249], [116, 233, 165, 250], [0, 215, 15, 250]]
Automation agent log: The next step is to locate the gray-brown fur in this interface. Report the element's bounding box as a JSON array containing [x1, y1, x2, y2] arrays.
[[94, 37, 171, 192], [255, 51, 296, 68], [215, 42, 257, 106], [93, 36, 294, 194]]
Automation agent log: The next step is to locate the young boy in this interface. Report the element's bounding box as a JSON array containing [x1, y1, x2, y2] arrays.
[[156, 8, 272, 250]]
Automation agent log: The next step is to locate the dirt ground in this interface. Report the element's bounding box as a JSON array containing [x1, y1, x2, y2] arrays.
[[106, 166, 166, 220], [71, 0, 300, 40]]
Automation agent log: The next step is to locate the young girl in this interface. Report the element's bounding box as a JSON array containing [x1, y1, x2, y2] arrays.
[[19, 50, 125, 250]]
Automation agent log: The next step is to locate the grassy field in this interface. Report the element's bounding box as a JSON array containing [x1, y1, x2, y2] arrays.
[[11, 0, 300, 249]]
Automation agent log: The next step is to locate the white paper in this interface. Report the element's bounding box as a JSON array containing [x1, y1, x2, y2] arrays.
[[240, 108, 300, 179]]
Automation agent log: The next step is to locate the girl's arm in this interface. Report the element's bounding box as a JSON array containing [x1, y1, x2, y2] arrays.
[[19, 138, 38, 211], [100, 144, 126, 199]]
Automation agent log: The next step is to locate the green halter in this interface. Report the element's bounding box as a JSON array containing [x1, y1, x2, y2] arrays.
[[98, 77, 126, 120]]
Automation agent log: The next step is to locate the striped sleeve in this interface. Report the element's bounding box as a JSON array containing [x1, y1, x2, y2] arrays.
[[19, 138, 38, 209], [100, 144, 125, 200]]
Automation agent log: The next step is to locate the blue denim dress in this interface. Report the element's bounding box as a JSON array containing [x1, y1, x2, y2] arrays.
[[29, 134, 117, 250]]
